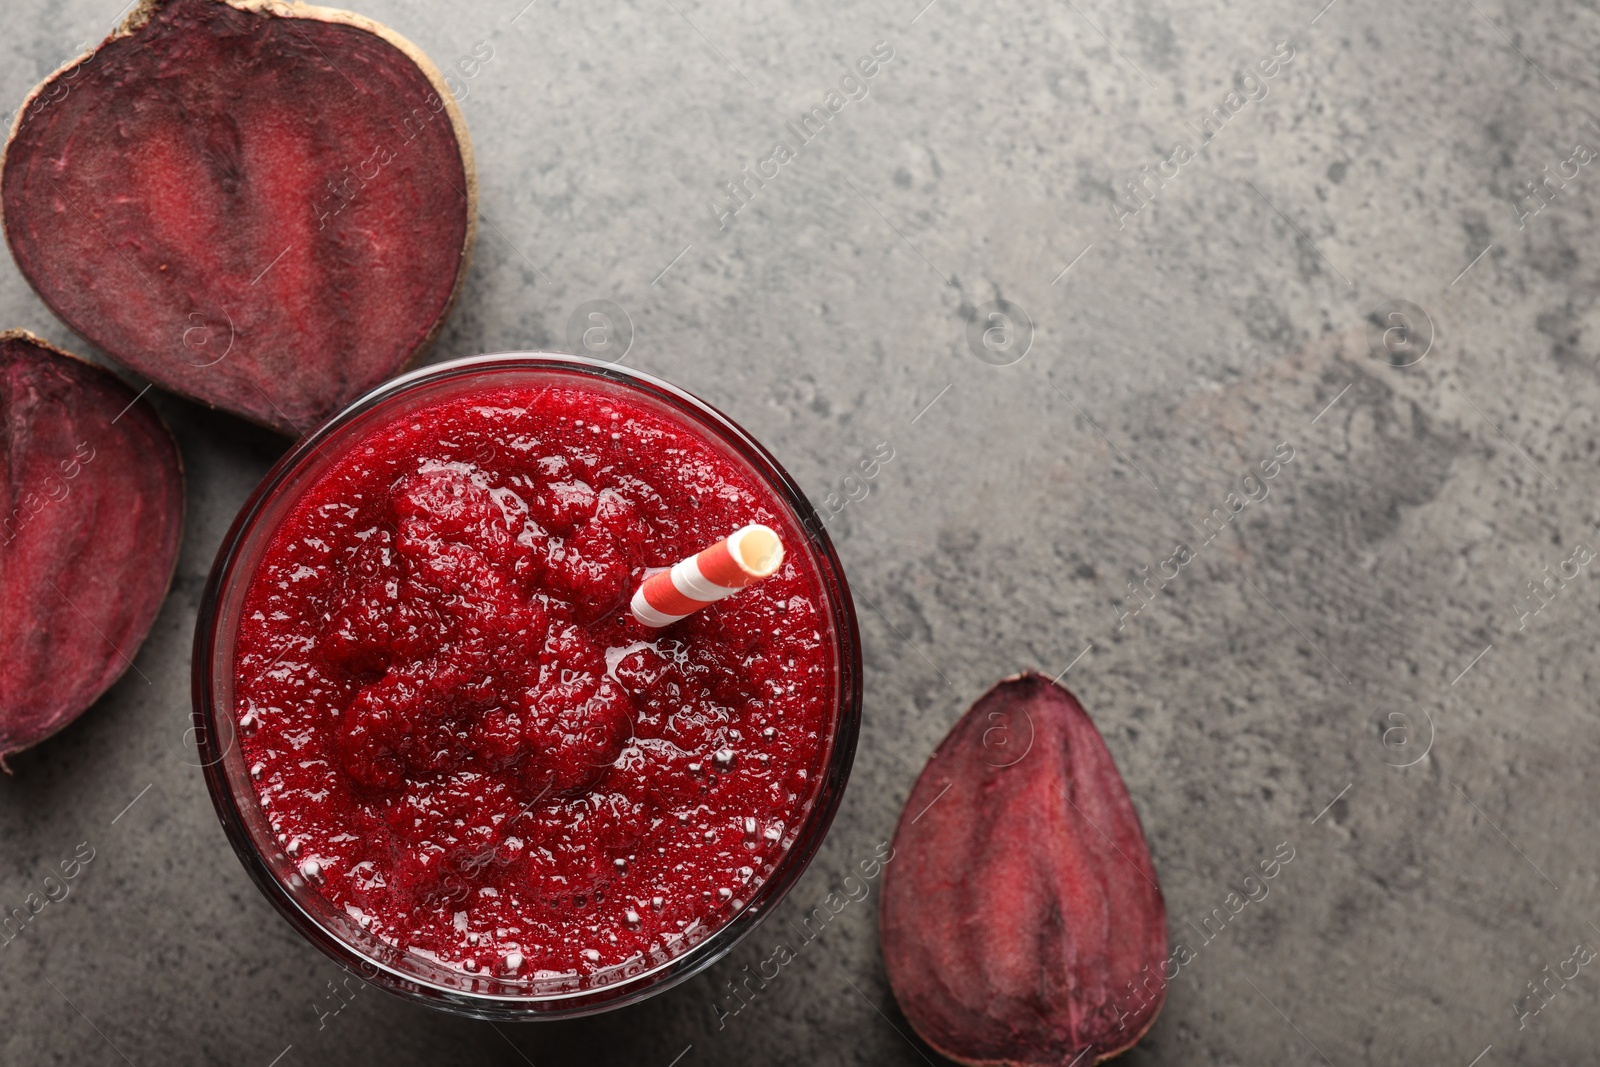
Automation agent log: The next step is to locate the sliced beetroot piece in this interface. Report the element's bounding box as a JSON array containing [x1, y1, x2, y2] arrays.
[[881, 673, 1168, 1066], [0, 330, 184, 760], [1, 0, 476, 435]]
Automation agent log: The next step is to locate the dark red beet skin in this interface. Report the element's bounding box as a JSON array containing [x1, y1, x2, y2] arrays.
[[881, 674, 1167, 1066], [0, 330, 184, 760], [1, 0, 476, 434]]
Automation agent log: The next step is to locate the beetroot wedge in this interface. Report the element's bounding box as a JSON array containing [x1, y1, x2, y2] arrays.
[[0, 330, 184, 760], [881, 673, 1167, 1065], [1, 0, 476, 435]]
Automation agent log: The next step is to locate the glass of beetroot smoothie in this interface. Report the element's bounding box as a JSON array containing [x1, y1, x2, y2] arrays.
[[193, 353, 861, 1018]]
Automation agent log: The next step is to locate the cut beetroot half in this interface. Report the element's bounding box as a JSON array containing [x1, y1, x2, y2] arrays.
[[1, 0, 476, 435], [881, 673, 1168, 1066], [0, 330, 184, 761]]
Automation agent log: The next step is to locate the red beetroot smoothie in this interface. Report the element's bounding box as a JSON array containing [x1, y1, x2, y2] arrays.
[[233, 382, 836, 979]]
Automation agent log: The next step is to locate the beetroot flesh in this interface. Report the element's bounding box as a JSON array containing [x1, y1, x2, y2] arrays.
[[0, 330, 184, 759], [1, 0, 476, 435], [880, 673, 1168, 1065]]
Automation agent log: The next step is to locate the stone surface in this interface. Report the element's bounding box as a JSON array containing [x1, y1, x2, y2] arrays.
[[1, 0, 1597, 1063]]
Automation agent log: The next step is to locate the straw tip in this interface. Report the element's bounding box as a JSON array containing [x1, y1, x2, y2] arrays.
[[732, 523, 784, 578]]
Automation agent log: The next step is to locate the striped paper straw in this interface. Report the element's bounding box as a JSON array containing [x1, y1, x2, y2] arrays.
[[630, 524, 785, 627]]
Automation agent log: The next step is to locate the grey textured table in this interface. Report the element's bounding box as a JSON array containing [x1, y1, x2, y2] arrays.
[[3, 0, 1597, 1063]]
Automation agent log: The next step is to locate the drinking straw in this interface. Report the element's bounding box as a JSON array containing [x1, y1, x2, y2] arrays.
[[629, 523, 785, 627]]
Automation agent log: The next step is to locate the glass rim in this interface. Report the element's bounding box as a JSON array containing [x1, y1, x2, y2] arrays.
[[191, 351, 863, 1018]]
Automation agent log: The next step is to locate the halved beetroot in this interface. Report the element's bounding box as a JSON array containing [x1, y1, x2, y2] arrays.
[[0, 330, 184, 760], [881, 673, 1168, 1065], [1, 0, 476, 435]]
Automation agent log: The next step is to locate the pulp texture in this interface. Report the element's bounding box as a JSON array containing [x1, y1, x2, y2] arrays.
[[233, 383, 835, 980]]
